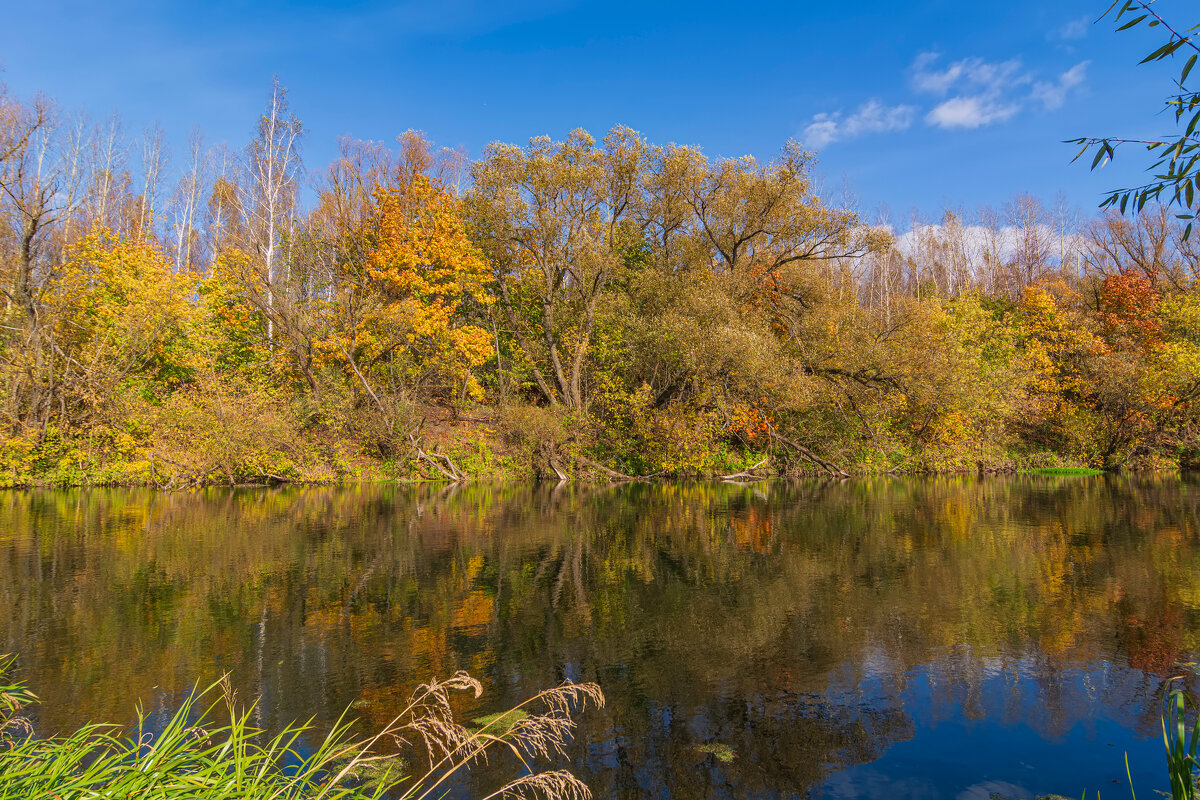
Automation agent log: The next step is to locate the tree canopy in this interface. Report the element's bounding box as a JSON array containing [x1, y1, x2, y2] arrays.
[[1, 80, 1200, 485]]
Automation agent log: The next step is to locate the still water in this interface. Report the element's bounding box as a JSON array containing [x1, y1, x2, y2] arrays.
[[2, 476, 1199, 798]]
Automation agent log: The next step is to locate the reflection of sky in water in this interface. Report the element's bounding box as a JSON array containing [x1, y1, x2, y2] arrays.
[[1, 477, 1198, 798], [813, 662, 1167, 799]]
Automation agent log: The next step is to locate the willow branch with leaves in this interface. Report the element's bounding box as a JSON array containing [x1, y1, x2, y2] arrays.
[[1070, 1, 1200, 234]]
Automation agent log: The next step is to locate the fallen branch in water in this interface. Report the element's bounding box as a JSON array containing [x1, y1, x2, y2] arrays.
[[720, 458, 769, 481]]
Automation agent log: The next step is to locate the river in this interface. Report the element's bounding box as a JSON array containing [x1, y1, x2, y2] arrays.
[[2, 476, 1197, 798]]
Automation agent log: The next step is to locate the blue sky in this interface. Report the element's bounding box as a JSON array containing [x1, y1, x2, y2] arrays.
[[0, 0, 1183, 222]]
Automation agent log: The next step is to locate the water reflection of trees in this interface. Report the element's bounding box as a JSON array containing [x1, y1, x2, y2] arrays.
[[1, 476, 1199, 796]]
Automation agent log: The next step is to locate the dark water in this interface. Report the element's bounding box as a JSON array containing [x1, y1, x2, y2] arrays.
[[3, 477, 1199, 798]]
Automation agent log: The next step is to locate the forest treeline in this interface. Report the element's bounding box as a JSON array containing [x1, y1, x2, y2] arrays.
[[2, 81, 1200, 486]]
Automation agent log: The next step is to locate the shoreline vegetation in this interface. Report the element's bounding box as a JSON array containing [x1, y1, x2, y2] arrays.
[[3, 86, 1200, 490], [0, 655, 604, 800]]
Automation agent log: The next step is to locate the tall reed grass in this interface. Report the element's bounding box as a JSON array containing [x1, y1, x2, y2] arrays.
[[0, 656, 602, 800]]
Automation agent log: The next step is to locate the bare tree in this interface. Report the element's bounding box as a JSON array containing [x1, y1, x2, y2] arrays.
[[1006, 194, 1053, 295], [137, 123, 168, 242], [1085, 206, 1183, 288], [83, 113, 126, 232], [168, 129, 208, 273], [0, 95, 60, 320]]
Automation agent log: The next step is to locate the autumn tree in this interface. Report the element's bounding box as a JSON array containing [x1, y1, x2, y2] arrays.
[[45, 228, 193, 419], [308, 133, 494, 453], [470, 128, 649, 410], [1085, 207, 1198, 290]]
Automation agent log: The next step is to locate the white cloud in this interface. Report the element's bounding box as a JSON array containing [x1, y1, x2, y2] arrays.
[[1032, 61, 1089, 109], [926, 96, 1020, 129], [910, 53, 1027, 96], [1057, 15, 1090, 40], [802, 99, 916, 148], [911, 52, 1082, 130], [807, 51, 1090, 143], [803, 116, 841, 148]]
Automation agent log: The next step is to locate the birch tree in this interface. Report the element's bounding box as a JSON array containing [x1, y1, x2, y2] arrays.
[[241, 77, 302, 344], [136, 123, 168, 243], [168, 129, 207, 273]]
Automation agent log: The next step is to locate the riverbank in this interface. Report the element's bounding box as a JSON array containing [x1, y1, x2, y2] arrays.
[[1, 400, 1168, 489], [0, 410, 1152, 491]]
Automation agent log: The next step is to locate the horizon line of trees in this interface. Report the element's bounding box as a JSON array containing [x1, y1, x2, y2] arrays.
[[2, 79, 1199, 486]]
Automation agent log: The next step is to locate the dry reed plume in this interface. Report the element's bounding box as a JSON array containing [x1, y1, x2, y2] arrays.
[[322, 670, 605, 800]]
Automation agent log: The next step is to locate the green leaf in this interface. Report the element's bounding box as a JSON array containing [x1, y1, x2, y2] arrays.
[[1183, 54, 1197, 85], [1142, 40, 1181, 64], [1117, 14, 1147, 31]]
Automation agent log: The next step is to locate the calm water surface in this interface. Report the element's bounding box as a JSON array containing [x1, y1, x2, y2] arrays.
[[2, 476, 1199, 798]]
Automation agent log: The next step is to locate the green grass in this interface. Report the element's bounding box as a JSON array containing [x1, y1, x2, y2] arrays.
[[1024, 467, 1105, 476], [0, 677, 396, 800]]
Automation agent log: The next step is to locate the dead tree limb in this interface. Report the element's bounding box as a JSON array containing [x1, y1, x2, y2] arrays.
[[546, 457, 570, 482], [768, 428, 850, 478], [406, 433, 466, 482]]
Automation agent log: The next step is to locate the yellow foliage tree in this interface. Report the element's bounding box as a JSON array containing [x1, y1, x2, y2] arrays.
[[47, 227, 194, 418], [327, 173, 493, 414]]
